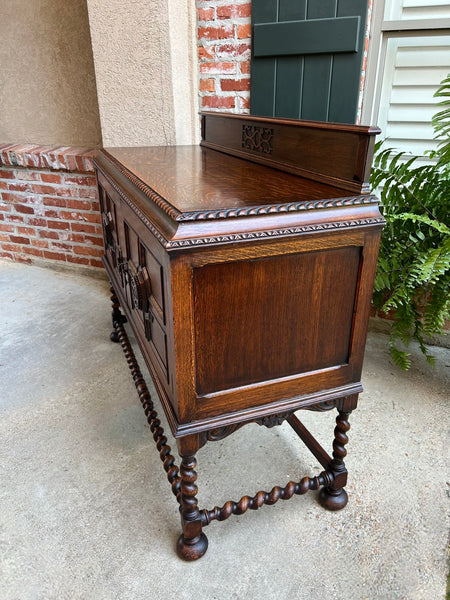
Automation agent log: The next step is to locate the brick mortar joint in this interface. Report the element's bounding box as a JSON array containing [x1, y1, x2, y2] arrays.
[[0, 168, 97, 178], [198, 19, 251, 25]]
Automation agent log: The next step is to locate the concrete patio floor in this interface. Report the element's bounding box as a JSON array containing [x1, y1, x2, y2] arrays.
[[0, 260, 449, 600]]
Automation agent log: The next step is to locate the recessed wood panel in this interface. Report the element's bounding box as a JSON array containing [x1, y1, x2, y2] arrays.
[[143, 246, 165, 317], [149, 314, 168, 369], [121, 220, 166, 318], [194, 247, 361, 395]]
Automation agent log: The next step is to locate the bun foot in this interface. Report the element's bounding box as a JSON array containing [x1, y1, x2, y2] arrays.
[[318, 487, 348, 511], [176, 532, 208, 561], [110, 330, 120, 343]]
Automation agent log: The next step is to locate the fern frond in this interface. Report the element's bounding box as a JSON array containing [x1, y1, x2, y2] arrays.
[[423, 279, 450, 335], [389, 341, 412, 370], [370, 73, 450, 369], [431, 73, 450, 168], [388, 213, 450, 235], [412, 242, 450, 286]]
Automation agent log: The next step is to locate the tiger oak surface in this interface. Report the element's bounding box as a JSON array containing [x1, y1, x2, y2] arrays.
[[103, 145, 350, 214]]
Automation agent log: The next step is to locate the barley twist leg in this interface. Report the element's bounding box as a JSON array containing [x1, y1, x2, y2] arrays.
[[109, 285, 124, 343], [176, 454, 208, 561], [318, 409, 351, 510]]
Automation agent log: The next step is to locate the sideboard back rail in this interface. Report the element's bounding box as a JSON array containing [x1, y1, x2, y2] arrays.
[[200, 111, 381, 194]]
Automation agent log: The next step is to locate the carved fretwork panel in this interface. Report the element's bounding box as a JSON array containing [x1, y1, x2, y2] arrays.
[[200, 411, 294, 448], [242, 125, 274, 155], [255, 411, 293, 428]]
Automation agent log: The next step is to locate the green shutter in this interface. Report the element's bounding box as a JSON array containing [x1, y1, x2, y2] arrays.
[[250, 0, 369, 123]]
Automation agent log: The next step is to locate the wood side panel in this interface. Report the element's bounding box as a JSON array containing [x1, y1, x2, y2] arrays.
[[193, 246, 361, 395], [347, 230, 382, 380], [169, 256, 198, 424]]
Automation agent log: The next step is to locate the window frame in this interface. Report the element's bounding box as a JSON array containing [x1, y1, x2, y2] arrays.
[[361, 0, 450, 126]]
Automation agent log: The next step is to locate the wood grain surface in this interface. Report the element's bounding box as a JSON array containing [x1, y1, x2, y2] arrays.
[[194, 246, 360, 394], [104, 145, 352, 214]]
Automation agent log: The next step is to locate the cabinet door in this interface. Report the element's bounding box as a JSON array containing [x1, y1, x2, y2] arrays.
[[120, 210, 169, 385], [98, 169, 170, 389], [98, 174, 122, 279]]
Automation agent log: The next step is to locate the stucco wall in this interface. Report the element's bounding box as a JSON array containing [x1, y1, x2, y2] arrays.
[[87, 0, 199, 147], [0, 0, 102, 147]]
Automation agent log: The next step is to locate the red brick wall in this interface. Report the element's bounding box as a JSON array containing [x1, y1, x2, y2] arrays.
[[197, 1, 252, 113], [0, 145, 103, 270]]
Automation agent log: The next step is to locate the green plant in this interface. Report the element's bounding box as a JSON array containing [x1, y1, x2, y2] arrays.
[[429, 74, 450, 169], [370, 74, 450, 369]]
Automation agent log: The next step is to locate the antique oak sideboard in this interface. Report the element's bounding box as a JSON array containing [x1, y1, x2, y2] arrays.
[[93, 112, 384, 560]]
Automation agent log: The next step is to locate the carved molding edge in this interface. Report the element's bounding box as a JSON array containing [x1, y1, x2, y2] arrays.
[[166, 217, 386, 248], [98, 168, 169, 248], [102, 151, 182, 221], [177, 195, 380, 222], [100, 151, 380, 224]]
